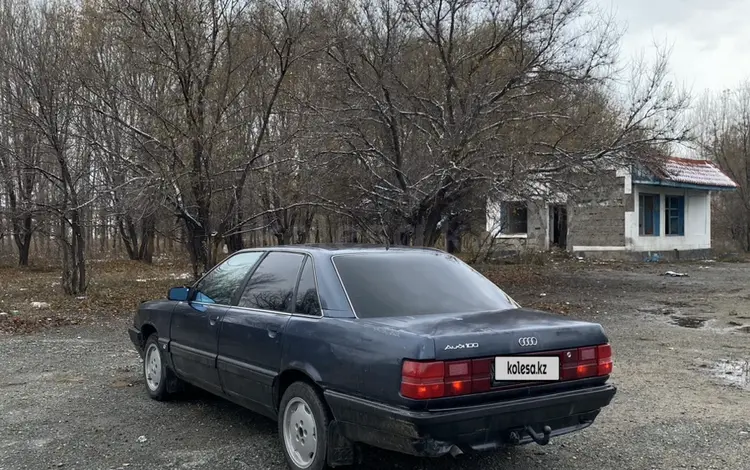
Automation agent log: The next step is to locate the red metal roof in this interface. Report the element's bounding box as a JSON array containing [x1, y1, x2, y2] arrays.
[[649, 157, 738, 189]]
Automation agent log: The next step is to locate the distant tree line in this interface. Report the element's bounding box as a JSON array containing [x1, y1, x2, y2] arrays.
[[0, 0, 689, 294]]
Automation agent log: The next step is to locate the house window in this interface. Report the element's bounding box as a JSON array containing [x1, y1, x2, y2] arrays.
[[665, 195, 685, 236], [639, 193, 660, 236], [501, 202, 528, 234]]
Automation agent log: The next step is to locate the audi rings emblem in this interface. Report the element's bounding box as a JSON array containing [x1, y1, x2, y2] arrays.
[[518, 337, 538, 347]]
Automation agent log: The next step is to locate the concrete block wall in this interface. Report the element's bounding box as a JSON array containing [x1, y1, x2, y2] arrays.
[[566, 171, 627, 249], [526, 201, 548, 250], [567, 205, 626, 247]]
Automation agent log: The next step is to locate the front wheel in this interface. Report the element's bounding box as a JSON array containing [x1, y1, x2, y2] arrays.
[[279, 382, 331, 470], [143, 334, 170, 401]]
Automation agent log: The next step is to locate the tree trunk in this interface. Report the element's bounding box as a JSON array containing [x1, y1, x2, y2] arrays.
[[99, 211, 107, 252], [15, 232, 31, 266], [409, 203, 445, 247], [12, 214, 32, 266], [446, 223, 461, 254], [72, 209, 86, 294], [138, 214, 156, 264], [117, 216, 136, 260], [225, 232, 244, 252], [183, 217, 213, 280], [223, 208, 245, 253], [60, 215, 71, 291], [274, 229, 293, 245], [296, 212, 315, 244], [326, 215, 335, 243], [60, 210, 87, 295]]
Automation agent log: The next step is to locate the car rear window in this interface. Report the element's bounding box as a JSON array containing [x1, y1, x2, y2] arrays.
[[332, 251, 517, 318]]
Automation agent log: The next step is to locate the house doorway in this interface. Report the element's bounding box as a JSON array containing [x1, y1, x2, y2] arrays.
[[550, 204, 568, 248]]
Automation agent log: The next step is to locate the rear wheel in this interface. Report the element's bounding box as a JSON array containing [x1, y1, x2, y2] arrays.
[[279, 382, 330, 470]]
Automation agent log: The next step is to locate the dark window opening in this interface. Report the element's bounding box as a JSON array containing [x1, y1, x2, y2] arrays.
[[639, 193, 660, 236], [501, 201, 528, 234], [550, 204, 568, 248]]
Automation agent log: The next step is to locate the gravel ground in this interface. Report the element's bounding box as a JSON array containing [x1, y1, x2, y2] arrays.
[[1, 261, 750, 470]]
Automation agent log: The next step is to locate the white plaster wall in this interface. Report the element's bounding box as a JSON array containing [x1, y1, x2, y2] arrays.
[[625, 184, 711, 251], [615, 167, 632, 194]]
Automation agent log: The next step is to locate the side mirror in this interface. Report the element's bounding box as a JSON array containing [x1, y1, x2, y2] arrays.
[[167, 286, 190, 302]]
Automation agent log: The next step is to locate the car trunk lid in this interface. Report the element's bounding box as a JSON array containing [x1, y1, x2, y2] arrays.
[[361, 308, 608, 360]]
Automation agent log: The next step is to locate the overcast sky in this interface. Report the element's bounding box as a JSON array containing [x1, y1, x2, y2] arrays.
[[595, 0, 750, 96]]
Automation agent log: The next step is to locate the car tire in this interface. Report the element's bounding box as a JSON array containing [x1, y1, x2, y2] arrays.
[[278, 382, 331, 470], [142, 334, 170, 401]]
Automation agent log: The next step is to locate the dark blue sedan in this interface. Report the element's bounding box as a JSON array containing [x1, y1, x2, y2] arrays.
[[128, 245, 616, 470]]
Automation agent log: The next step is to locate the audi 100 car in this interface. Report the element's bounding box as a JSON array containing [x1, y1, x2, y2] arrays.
[[128, 245, 616, 470]]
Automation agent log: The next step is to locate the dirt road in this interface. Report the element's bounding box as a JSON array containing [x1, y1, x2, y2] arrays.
[[1, 261, 749, 470]]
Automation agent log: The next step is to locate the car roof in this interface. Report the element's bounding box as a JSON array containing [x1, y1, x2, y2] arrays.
[[234, 243, 444, 258]]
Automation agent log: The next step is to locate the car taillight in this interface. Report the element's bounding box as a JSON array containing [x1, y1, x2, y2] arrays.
[[401, 359, 491, 399], [400, 360, 444, 399], [597, 343, 613, 376], [445, 360, 472, 396], [401, 343, 613, 400]]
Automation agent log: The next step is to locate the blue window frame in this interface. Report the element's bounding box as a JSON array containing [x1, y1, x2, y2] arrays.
[[639, 193, 660, 236], [665, 195, 685, 236]]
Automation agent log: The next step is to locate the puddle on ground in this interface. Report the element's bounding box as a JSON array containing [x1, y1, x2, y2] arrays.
[[712, 359, 750, 391], [660, 300, 692, 308], [639, 307, 677, 316], [670, 315, 708, 328]]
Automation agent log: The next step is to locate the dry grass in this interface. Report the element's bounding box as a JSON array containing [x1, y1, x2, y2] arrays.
[[0, 258, 193, 334], [479, 263, 582, 315]]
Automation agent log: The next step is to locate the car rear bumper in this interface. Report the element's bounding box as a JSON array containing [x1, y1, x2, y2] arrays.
[[324, 383, 617, 457]]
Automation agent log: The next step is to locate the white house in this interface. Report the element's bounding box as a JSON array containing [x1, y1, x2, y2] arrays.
[[486, 156, 738, 259]]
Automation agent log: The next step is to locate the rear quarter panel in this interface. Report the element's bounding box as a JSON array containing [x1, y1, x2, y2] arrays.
[[281, 314, 433, 405]]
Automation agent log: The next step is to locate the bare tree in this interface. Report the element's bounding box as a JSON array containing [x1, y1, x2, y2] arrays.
[[95, 0, 317, 277], [0, 1, 94, 293], [0, 0, 43, 266], [75, 4, 161, 262], [694, 83, 750, 250], [316, 0, 688, 245]]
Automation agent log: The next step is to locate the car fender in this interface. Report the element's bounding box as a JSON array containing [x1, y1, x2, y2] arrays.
[[283, 361, 324, 384], [134, 299, 178, 363], [138, 300, 176, 334]]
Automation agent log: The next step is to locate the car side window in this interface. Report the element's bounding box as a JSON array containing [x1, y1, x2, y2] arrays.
[[238, 252, 305, 312], [294, 258, 321, 316], [193, 251, 264, 305]]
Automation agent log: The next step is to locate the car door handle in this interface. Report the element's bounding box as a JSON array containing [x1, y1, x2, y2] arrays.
[[209, 315, 221, 326], [267, 326, 280, 338]]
